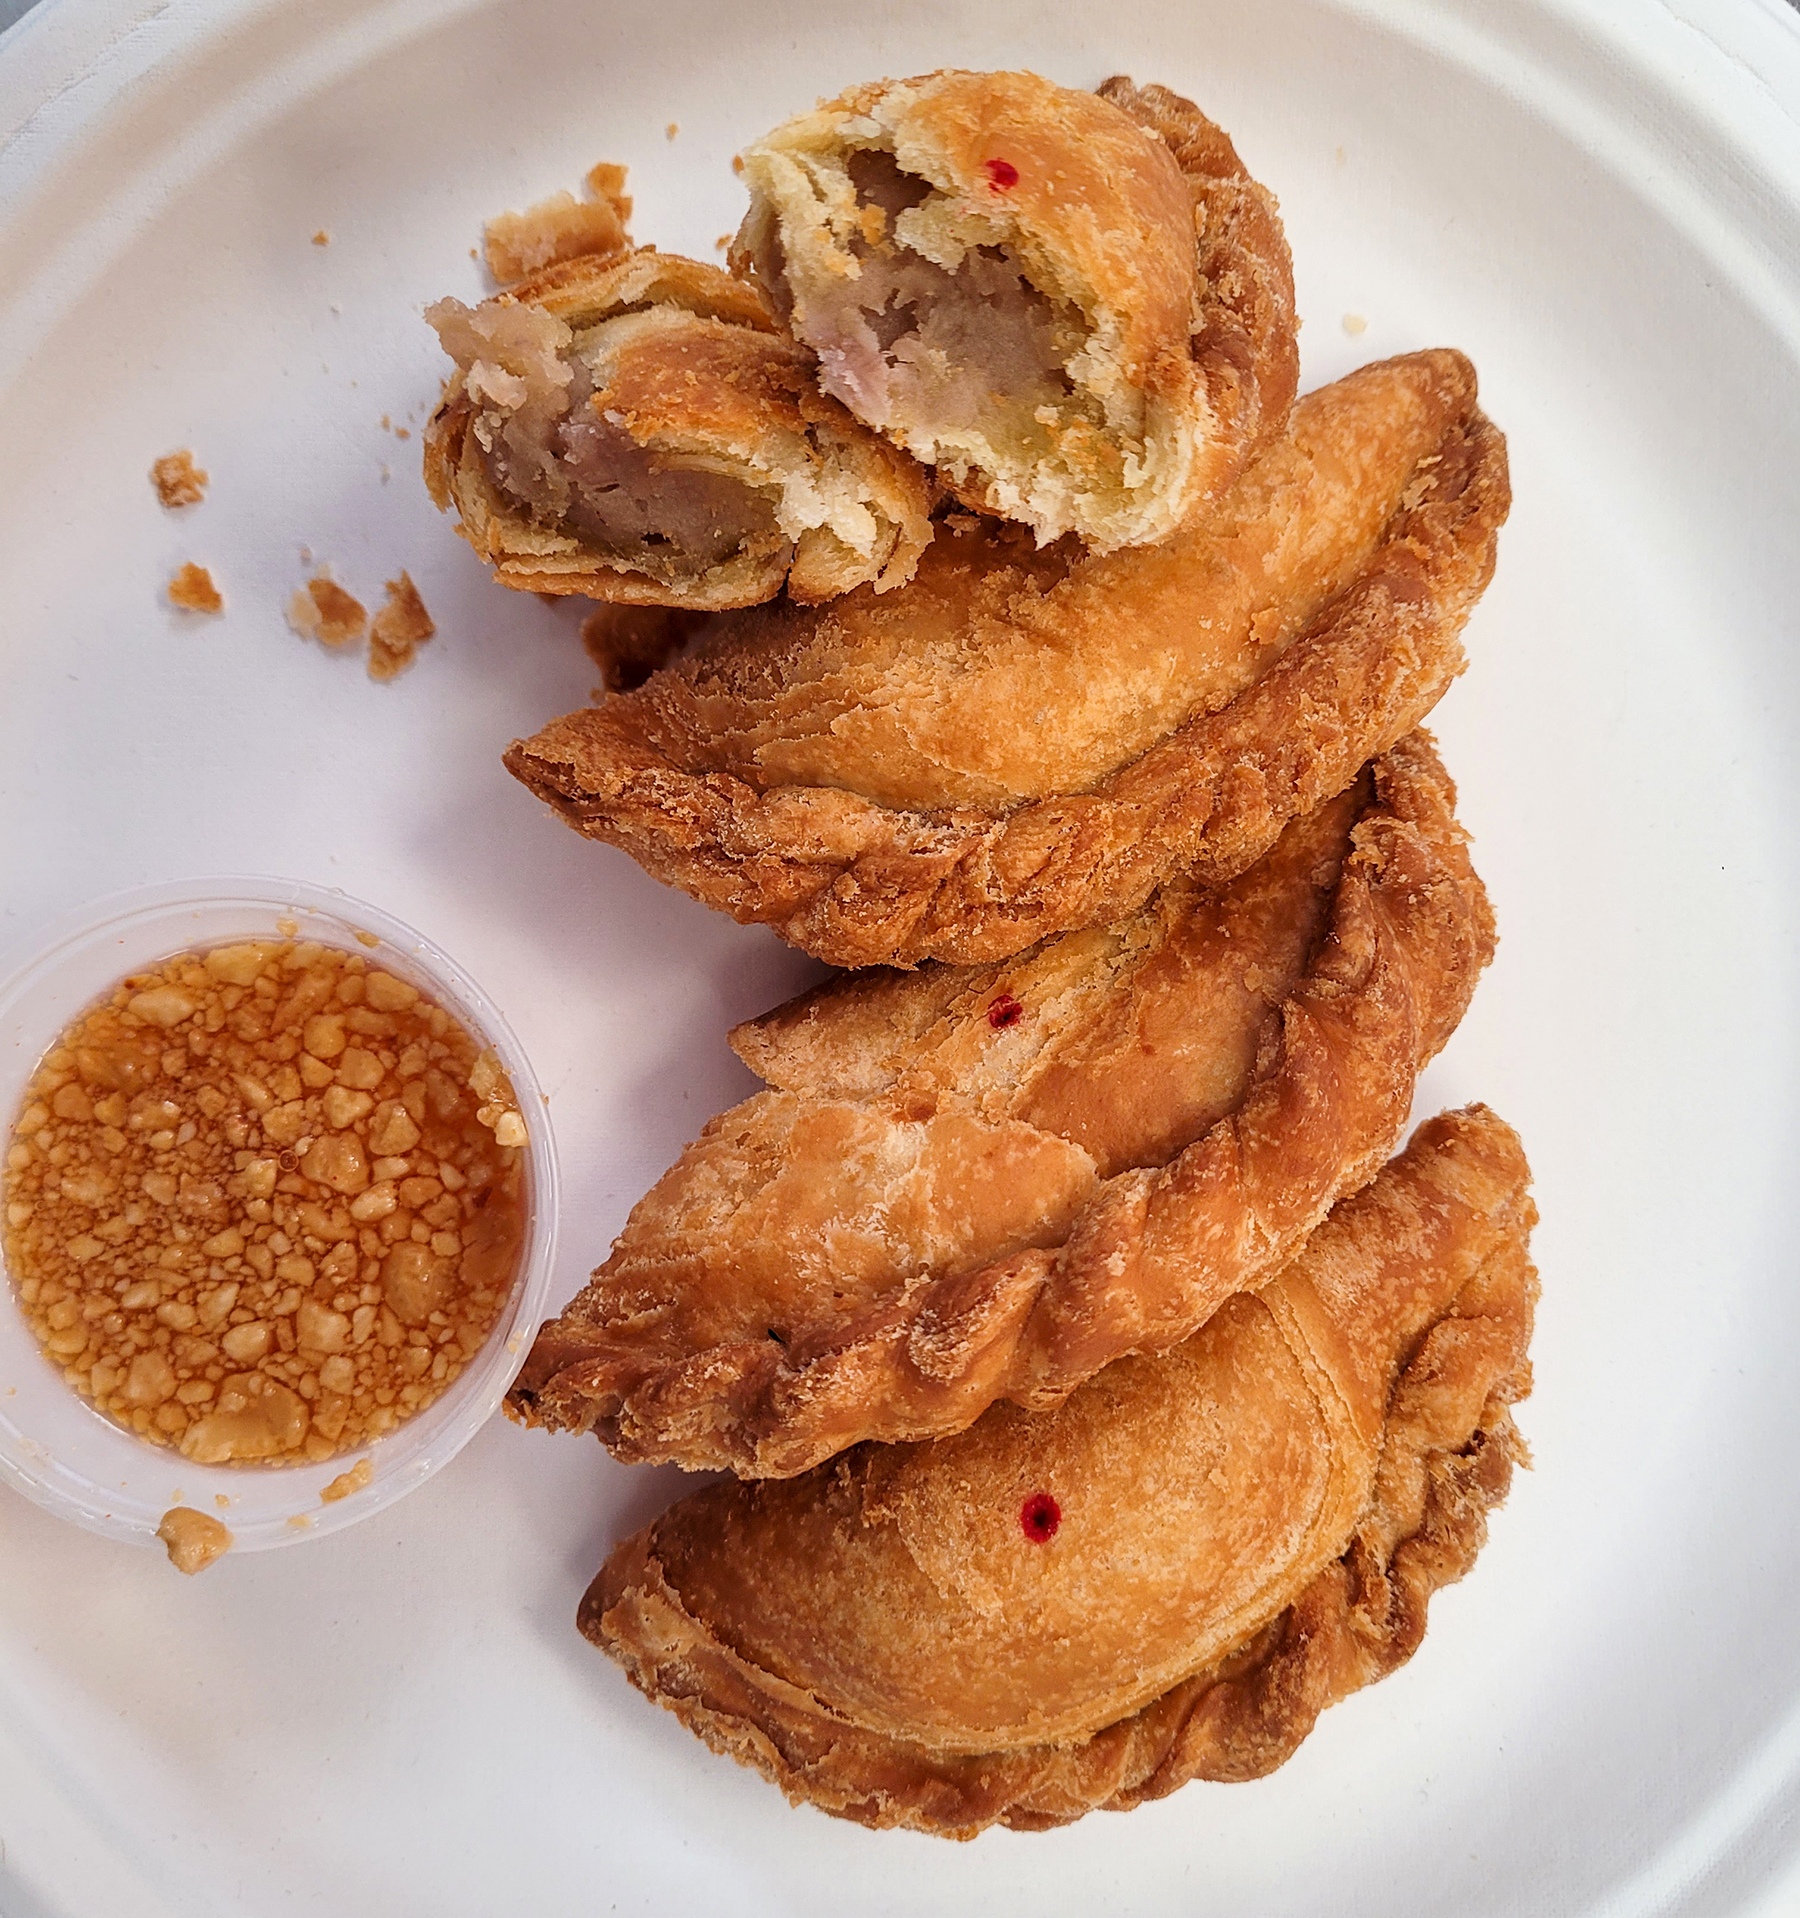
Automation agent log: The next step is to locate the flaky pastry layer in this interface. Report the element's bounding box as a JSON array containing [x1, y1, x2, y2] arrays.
[[730, 71, 1296, 549], [424, 251, 932, 609], [508, 732, 1493, 1476], [583, 1105, 1536, 1835], [505, 349, 1509, 968]]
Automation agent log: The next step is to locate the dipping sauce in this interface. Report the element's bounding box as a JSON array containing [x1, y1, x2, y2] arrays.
[[2, 934, 528, 1464]]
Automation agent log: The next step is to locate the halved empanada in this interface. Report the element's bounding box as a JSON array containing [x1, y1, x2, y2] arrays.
[[507, 731, 1493, 1476], [505, 349, 1508, 968], [730, 71, 1297, 550], [424, 252, 932, 609], [585, 1105, 1536, 1836]]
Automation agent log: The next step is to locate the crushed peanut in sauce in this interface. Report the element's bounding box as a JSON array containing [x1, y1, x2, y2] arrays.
[[3, 937, 529, 1466], [321, 1455, 373, 1503]]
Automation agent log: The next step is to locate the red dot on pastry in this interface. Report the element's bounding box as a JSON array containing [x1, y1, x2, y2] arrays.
[[987, 991, 1023, 1029], [984, 157, 1020, 191], [1019, 1492, 1060, 1542]]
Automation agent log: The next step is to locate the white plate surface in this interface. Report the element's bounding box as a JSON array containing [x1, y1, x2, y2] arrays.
[[3, 0, 1800, 1911]]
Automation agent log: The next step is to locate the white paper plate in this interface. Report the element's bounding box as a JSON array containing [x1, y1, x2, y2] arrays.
[[4, 1, 1800, 1911]]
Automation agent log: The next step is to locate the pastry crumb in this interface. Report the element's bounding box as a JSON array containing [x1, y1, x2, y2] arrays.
[[1342, 313, 1368, 336], [485, 190, 627, 283], [583, 161, 632, 223], [158, 1506, 233, 1574], [288, 574, 368, 649], [470, 1048, 527, 1148], [665, 122, 679, 140], [368, 572, 436, 681], [483, 162, 632, 282], [731, 153, 744, 175], [152, 449, 208, 508], [320, 1457, 373, 1503], [714, 234, 731, 252], [168, 563, 223, 613], [312, 228, 331, 245]]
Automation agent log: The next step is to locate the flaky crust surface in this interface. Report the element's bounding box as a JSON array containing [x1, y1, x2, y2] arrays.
[[505, 350, 1509, 968], [731, 72, 1295, 549], [1095, 75, 1299, 519], [583, 1107, 1537, 1836], [424, 251, 932, 610], [507, 732, 1494, 1476]]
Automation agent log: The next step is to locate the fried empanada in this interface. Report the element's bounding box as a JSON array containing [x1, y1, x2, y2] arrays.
[[730, 71, 1297, 549], [508, 731, 1493, 1476], [505, 349, 1508, 969], [424, 252, 932, 609], [584, 1105, 1536, 1836]]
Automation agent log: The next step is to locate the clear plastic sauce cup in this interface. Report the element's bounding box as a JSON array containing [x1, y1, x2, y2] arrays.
[[0, 878, 559, 1554]]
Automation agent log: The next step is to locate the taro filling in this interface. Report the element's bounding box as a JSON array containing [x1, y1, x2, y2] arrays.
[[755, 148, 1095, 463], [432, 298, 782, 582]]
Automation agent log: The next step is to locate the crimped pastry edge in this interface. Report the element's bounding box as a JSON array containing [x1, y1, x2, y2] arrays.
[[1095, 75, 1300, 532]]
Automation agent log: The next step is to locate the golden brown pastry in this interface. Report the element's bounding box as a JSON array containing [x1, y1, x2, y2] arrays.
[[482, 161, 633, 284], [508, 732, 1493, 1476], [424, 251, 933, 609], [505, 349, 1508, 968], [584, 1104, 1536, 1836], [578, 603, 705, 694], [730, 71, 1297, 550]]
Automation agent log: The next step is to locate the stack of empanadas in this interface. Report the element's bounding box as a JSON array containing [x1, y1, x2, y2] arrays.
[[512, 734, 1494, 1475], [588, 1104, 1534, 1834], [506, 347, 1505, 966], [428, 68, 1531, 1838]]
